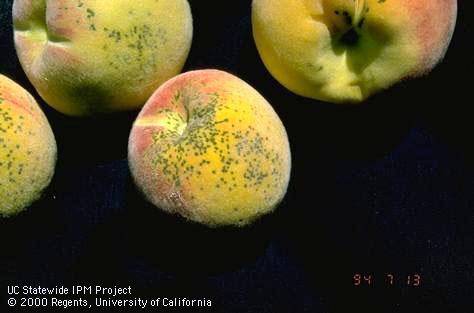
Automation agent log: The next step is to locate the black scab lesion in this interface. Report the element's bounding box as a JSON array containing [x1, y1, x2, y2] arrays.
[[86, 8, 95, 18], [17, 163, 24, 175], [342, 11, 352, 25], [335, 7, 368, 29], [172, 90, 182, 103], [107, 30, 122, 42]]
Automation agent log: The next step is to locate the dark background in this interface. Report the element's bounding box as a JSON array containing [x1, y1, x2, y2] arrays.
[[1, 1, 473, 312]]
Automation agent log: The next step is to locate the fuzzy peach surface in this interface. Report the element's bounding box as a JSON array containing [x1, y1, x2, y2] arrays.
[[13, 0, 193, 116], [0, 75, 56, 217], [252, 0, 457, 103], [128, 70, 291, 227]]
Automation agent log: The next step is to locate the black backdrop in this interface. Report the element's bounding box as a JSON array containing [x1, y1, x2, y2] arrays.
[[1, 1, 473, 312]]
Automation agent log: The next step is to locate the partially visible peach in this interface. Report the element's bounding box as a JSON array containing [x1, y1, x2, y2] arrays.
[[0, 75, 57, 217], [252, 0, 457, 103], [128, 70, 291, 227], [13, 0, 193, 115]]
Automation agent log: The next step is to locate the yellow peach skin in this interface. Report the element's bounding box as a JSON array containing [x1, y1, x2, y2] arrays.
[[13, 0, 193, 116], [128, 70, 291, 227], [252, 0, 457, 103], [0, 75, 57, 217]]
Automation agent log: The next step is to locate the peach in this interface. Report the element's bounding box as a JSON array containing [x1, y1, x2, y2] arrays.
[[252, 0, 457, 103], [128, 70, 291, 227], [13, 0, 193, 116], [0, 75, 57, 217]]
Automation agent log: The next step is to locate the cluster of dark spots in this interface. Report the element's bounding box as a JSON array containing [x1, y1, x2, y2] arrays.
[[0, 102, 41, 192], [334, 10, 352, 25], [18, 163, 24, 174], [333, 8, 369, 46], [232, 126, 282, 196], [86, 8, 95, 18], [199, 159, 211, 166], [243, 163, 268, 187], [146, 90, 284, 200], [107, 29, 122, 43], [172, 90, 182, 103], [149, 92, 229, 188], [104, 23, 166, 73], [77, 0, 84, 8], [4, 145, 15, 159], [1, 109, 24, 135], [84, 8, 96, 30], [220, 156, 234, 174]]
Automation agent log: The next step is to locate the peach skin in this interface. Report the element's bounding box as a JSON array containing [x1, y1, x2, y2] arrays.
[[128, 70, 291, 227], [252, 0, 457, 103], [13, 0, 193, 116], [0, 74, 56, 217]]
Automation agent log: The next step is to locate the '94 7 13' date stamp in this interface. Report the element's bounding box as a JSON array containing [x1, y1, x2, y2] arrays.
[[353, 273, 422, 287]]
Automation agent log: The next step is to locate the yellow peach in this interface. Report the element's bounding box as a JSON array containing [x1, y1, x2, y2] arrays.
[[252, 0, 457, 103], [13, 0, 193, 116], [128, 70, 291, 227], [0, 75, 57, 217]]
